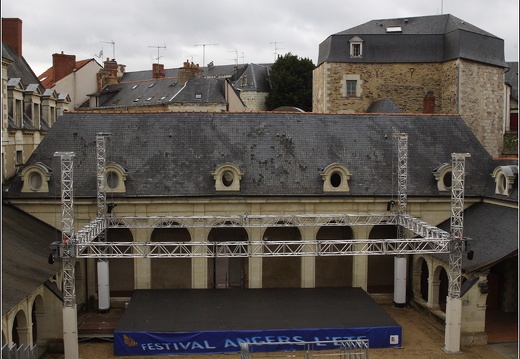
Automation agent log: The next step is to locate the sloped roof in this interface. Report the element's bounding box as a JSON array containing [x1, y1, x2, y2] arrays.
[[39, 58, 97, 89], [233, 63, 272, 92], [433, 202, 518, 272], [366, 98, 402, 113], [4, 112, 499, 199], [96, 76, 228, 108], [2, 203, 61, 313], [318, 14, 506, 67], [2, 42, 41, 87]]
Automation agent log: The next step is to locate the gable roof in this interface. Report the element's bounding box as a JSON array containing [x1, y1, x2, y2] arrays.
[[433, 202, 518, 272], [4, 112, 499, 200], [2, 203, 61, 313], [38, 58, 98, 89], [318, 14, 506, 67], [233, 63, 272, 92]]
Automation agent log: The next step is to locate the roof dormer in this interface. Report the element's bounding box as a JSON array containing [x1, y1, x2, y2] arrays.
[[321, 163, 351, 193], [492, 165, 518, 196], [106, 163, 128, 193], [432, 163, 452, 192], [20, 162, 52, 193], [212, 163, 243, 192]]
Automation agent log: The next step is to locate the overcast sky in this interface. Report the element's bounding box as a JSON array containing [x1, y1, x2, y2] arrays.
[[2, 0, 518, 76]]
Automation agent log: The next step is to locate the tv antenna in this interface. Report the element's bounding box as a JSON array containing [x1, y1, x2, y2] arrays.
[[228, 49, 239, 66], [269, 42, 284, 61], [148, 45, 166, 64], [101, 40, 115, 60], [194, 43, 218, 67]]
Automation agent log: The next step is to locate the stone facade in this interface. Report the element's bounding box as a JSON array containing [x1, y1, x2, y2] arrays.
[[313, 59, 505, 157]]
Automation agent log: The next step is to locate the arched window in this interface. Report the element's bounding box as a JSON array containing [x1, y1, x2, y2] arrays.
[[492, 165, 518, 196], [20, 162, 52, 193], [432, 163, 452, 192]]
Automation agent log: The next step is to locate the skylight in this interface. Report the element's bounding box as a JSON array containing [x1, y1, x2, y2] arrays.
[[386, 26, 402, 33], [148, 83, 156, 88], [132, 84, 139, 90]]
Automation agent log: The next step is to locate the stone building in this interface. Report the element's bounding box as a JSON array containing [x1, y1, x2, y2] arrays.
[[313, 14, 510, 158], [3, 111, 517, 350], [1, 18, 71, 184]]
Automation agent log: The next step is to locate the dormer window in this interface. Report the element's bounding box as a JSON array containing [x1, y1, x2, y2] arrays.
[[195, 92, 202, 100], [492, 165, 518, 196], [321, 163, 351, 193], [349, 36, 364, 58], [20, 162, 52, 193], [212, 163, 243, 192], [433, 163, 452, 192], [106, 163, 128, 193]]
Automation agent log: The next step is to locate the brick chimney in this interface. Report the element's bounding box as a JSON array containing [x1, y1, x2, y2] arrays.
[[2, 18, 23, 57], [53, 52, 76, 83], [423, 91, 435, 114], [179, 60, 202, 85], [153, 63, 165, 79], [96, 58, 120, 91]]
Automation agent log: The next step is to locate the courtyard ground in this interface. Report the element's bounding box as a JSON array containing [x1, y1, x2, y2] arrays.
[[68, 303, 517, 359]]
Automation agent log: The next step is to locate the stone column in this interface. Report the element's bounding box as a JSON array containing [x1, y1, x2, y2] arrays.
[[134, 228, 151, 289], [192, 227, 208, 288], [300, 227, 316, 288], [352, 226, 369, 290], [248, 227, 264, 288]]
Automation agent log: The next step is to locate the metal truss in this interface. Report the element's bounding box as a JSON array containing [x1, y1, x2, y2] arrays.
[[74, 237, 449, 258], [54, 152, 76, 308], [393, 133, 408, 241], [67, 212, 450, 258], [448, 153, 470, 299]]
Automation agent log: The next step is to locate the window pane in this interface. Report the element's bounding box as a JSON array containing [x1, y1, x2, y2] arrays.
[[346, 80, 357, 96]]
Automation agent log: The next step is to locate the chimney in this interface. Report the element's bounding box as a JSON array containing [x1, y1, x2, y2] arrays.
[[53, 52, 76, 83], [178, 60, 202, 85], [153, 63, 165, 79], [423, 91, 435, 114], [2, 18, 23, 57]]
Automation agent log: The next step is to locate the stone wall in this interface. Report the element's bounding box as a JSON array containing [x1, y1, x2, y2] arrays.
[[313, 59, 506, 156]]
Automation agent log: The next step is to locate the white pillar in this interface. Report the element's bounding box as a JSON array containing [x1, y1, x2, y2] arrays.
[[443, 297, 462, 354], [393, 256, 407, 306], [97, 260, 110, 311], [63, 306, 79, 359]]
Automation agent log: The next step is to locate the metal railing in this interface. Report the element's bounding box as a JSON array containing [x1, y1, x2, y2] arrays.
[[240, 339, 369, 359], [1, 343, 37, 359]]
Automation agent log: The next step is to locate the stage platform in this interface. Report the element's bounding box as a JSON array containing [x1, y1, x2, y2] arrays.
[[114, 288, 401, 356]]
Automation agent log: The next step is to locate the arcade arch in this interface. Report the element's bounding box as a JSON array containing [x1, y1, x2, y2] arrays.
[[367, 225, 398, 293], [262, 224, 302, 288], [106, 227, 134, 296], [315, 225, 354, 287], [208, 224, 249, 288], [151, 225, 192, 289]]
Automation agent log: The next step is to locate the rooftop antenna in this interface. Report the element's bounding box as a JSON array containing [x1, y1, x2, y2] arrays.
[[101, 40, 115, 59], [269, 42, 284, 61], [194, 43, 218, 67], [441, 0, 444, 14], [148, 45, 166, 64], [228, 49, 239, 66], [241, 52, 245, 64]]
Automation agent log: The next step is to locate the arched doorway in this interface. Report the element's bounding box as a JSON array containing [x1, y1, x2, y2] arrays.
[[435, 266, 448, 312], [315, 225, 353, 287], [262, 225, 301, 288], [208, 225, 249, 288], [106, 227, 134, 297], [151, 225, 192, 289], [367, 225, 397, 293], [11, 310, 29, 347], [31, 295, 44, 348]]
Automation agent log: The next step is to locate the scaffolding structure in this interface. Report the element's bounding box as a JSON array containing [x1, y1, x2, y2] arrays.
[[53, 134, 469, 358]]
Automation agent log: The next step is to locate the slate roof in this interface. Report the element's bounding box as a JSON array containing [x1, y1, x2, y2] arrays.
[[366, 98, 402, 113], [3, 112, 502, 200], [433, 202, 518, 272], [2, 42, 41, 86], [506, 62, 518, 102], [318, 14, 506, 67], [2, 203, 61, 313], [232, 63, 272, 92]]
